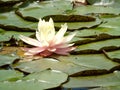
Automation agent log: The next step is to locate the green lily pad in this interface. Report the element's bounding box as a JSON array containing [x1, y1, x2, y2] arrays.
[[16, 0, 72, 20], [73, 5, 120, 15], [104, 50, 120, 62], [75, 38, 120, 53], [0, 28, 11, 42], [63, 71, 120, 88], [16, 0, 102, 30], [16, 58, 96, 75], [0, 70, 23, 82], [76, 26, 120, 38], [56, 54, 119, 71], [23, 69, 68, 84], [100, 16, 120, 29], [70, 36, 97, 45], [0, 11, 37, 31], [55, 18, 102, 30], [0, 29, 34, 41], [0, 70, 68, 90], [16, 54, 119, 76], [0, 54, 19, 67]]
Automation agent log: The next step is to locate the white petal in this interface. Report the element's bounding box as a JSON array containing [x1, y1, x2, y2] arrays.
[[49, 18, 54, 26], [38, 18, 55, 42], [19, 35, 41, 47], [56, 43, 75, 48], [36, 31, 49, 47], [36, 31, 41, 41], [63, 32, 76, 43], [38, 18, 45, 32], [55, 23, 67, 40]]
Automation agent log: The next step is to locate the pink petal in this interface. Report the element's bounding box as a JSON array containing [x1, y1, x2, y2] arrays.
[[54, 47, 76, 55], [40, 50, 53, 57], [23, 47, 46, 56]]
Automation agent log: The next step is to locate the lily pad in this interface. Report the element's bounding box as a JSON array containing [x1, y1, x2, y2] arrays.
[[0, 11, 37, 31], [0, 28, 11, 42], [0, 70, 68, 90], [63, 71, 120, 88], [73, 5, 120, 15], [75, 38, 120, 53], [16, 54, 119, 76], [0, 29, 34, 41], [16, 58, 96, 75], [23, 69, 68, 85], [16, 0, 72, 20], [0, 70, 23, 82], [56, 54, 119, 71], [0, 54, 19, 67], [76, 26, 120, 38], [55, 18, 102, 30], [104, 50, 120, 62], [100, 16, 120, 29]]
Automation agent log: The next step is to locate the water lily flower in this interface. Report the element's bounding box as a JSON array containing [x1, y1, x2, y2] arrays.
[[19, 18, 76, 57]]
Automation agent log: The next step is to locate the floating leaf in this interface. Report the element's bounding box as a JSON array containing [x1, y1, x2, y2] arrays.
[[104, 50, 120, 62], [16, 54, 119, 76], [0, 28, 11, 42], [63, 71, 120, 88], [0, 70, 23, 82], [100, 16, 120, 29], [23, 69, 68, 85], [56, 54, 119, 71], [16, 0, 72, 20], [16, 58, 95, 75], [72, 5, 120, 15], [0, 70, 68, 90], [0, 11, 37, 31], [76, 26, 120, 38], [0, 29, 34, 41], [75, 38, 120, 53], [55, 18, 102, 30], [0, 54, 19, 67]]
